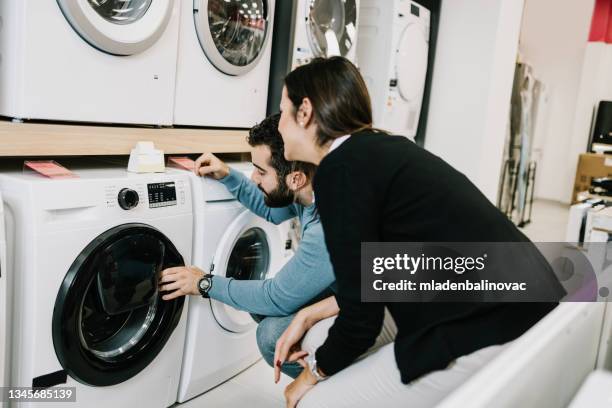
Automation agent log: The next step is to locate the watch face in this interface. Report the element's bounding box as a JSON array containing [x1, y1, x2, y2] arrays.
[[199, 278, 210, 291]]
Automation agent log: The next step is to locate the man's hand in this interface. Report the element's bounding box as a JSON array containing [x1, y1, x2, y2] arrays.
[[194, 152, 231, 180], [284, 365, 317, 408], [159, 266, 205, 300]]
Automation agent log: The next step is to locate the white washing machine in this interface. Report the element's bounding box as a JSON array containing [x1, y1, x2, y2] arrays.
[[173, 0, 276, 128], [0, 1, 180, 126], [176, 164, 292, 402], [0, 192, 8, 398], [290, 0, 360, 70], [0, 166, 193, 407], [357, 0, 430, 139]]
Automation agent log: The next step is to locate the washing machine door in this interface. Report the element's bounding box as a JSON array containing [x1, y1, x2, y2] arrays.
[[52, 223, 185, 386], [193, 0, 272, 76], [306, 0, 357, 58], [396, 21, 429, 105], [210, 210, 280, 333], [56, 0, 174, 55]]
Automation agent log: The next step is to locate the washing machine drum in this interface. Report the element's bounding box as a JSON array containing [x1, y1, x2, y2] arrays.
[[194, 0, 272, 76], [56, 0, 175, 55], [306, 0, 357, 58], [52, 223, 185, 386]]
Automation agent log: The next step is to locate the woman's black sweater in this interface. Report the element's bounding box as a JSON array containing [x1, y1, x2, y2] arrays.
[[313, 130, 561, 384]]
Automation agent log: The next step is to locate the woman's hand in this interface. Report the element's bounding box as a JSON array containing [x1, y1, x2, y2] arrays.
[[194, 152, 230, 180], [159, 266, 205, 300], [284, 365, 317, 408], [273, 312, 311, 383]]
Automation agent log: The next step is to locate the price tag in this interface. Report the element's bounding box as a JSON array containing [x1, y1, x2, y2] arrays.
[[168, 156, 196, 171], [23, 161, 78, 179]]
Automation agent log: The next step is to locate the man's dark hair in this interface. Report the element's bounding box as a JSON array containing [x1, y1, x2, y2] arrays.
[[247, 113, 316, 181]]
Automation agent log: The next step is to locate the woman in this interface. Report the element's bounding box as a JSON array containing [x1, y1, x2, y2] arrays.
[[273, 57, 563, 407]]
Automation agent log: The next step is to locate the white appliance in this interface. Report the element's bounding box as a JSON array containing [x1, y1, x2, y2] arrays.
[[0, 193, 8, 398], [438, 303, 606, 408], [569, 370, 612, 408], [0, 166, 193, 407], [0, 1, 180, 126], [357, 0, 430, 139], [173, 0, 276, 128], [177, 164, 293, 402], [290, 0, 360, 69]]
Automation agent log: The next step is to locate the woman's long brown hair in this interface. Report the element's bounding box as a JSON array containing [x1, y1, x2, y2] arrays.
[[284, 57, 374, 146]]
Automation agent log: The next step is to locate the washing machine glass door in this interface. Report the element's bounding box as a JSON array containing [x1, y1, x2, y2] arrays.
[[52, 223, 185, 386], [56, 0, 175, 55], [210, 210, 280, 333], [193, 0, 272, 75], [396, 22, 429, 104], [306, 0, 357, 58]]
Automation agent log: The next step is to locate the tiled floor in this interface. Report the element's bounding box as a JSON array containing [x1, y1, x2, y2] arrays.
[[177, 199, 570, 407]]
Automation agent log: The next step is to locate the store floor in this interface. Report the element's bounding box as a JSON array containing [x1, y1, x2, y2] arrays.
[[519, 199, 570, 241], [176, 199, 570, 407], [174, 360, 290, 407]]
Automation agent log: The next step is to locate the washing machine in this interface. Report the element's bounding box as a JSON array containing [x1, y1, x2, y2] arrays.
[[173, 0, 276, 128], [290, 0, 360, 69], [0, 192, 8, 398], [357, 0, 430, 139], [0, 1, 180, 126], [267, 0, 359, 115], [176, 163, 293, 402], [0, 166, 193, 407]]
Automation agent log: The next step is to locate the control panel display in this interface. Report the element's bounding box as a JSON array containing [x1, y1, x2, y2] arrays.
[[147, 182, 177, 208]]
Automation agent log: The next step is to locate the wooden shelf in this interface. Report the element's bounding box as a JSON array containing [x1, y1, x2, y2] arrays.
[[0, 120, 250, 156]]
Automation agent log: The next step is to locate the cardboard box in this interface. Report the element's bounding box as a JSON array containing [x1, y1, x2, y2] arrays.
[[572, 153, 612, 203]]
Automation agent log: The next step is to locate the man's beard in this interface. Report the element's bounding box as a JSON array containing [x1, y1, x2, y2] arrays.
[[260, 182, 295, 208]]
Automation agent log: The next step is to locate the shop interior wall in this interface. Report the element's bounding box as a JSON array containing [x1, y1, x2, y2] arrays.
[[424, 0, 524, 203], [518, 0, 596, 203]]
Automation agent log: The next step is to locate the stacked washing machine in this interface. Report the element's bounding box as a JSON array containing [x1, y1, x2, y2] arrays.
[[267, 0, 361, 114], [0, 165, 194, 407], [173, 0, 276, 128], [357, 0, 431, 140], [176, 163, 294, 402], [0, 0, 181, 126]]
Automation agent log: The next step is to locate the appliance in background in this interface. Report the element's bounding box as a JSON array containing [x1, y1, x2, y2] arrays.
[[177, 163, 293, 402], [173, 0, 275, 128], [357, 0, 430, 140], [566, 198, 606, 243], [589, 101, 612, 153], [0, 1, 180, 126], [0, 193, 7, 406], [0, 165, 193, 407], [498, 63, 544, 227], [267, 0, 360, 115]]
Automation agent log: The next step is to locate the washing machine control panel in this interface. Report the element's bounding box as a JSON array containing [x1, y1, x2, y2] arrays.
[[104, 177, 188, 212]]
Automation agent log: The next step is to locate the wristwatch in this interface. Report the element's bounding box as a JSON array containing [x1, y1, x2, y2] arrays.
[[198, 274, 214, 298], [305, 352, 327, 382]]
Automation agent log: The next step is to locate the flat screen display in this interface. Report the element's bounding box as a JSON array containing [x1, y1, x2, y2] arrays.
[[147, 182, 177, 208]]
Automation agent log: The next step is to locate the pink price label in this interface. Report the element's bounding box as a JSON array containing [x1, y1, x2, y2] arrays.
[[168, 157, 196, 171], [24, 161, 78, 179]]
